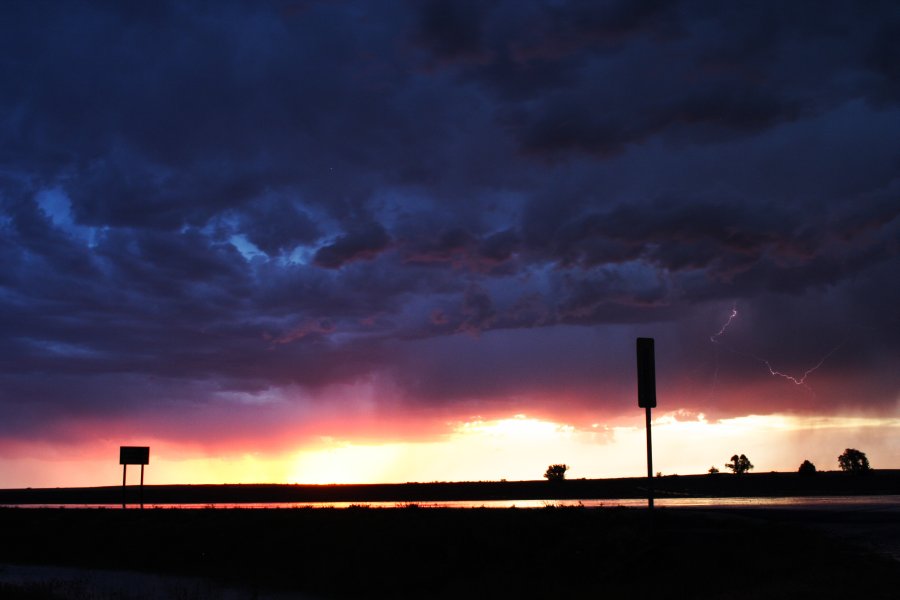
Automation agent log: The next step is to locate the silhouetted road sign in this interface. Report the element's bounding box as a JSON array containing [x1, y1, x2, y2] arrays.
[[636, 337, 656, 510], [119, 446, 149, 509], [636, 337, 656, 408], [119, 446, 149, 465]]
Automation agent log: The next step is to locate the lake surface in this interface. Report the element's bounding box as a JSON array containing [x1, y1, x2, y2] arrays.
[[5, 494, 899, 510]]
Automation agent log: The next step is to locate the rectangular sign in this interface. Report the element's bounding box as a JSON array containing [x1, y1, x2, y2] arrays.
[[636, 337, 656, 408], [119, 446, 150, 465]]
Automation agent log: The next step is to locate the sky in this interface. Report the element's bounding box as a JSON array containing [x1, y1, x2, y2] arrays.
[[1, 0, 899, 489]]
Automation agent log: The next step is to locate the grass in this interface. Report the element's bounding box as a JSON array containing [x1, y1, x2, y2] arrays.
[[3, 470, 898, 505]]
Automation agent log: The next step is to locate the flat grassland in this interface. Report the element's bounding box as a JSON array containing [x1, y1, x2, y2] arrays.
[[2, 470, 899, 505], [1, 505, 899, 599]]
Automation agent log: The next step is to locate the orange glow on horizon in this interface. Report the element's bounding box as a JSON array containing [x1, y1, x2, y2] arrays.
[[1, 412, 898, 489]]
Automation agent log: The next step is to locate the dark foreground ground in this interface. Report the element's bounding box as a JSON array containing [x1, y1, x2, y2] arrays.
[[2, 470, 898, 505], [1, 506, 898, 599]]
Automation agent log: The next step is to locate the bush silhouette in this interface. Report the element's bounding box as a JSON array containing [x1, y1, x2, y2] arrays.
[[798, 460, 817, 476], [725, 454, 753, 475], [544, 464, 569, 482], [838, 448, 870, 473]]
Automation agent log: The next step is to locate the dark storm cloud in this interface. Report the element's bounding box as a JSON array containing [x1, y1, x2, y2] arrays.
[[415, 0, 900, 156], [518, 85, 799, 157], [1, 0, 899, 440], [478, 228, 521, 265], [313, 221, 391, 268], [401, 226, 474, 265], [458, 283, 497, 334], [415, 0, 491, 64], [238, 199, 321, 255], [525, 195, 799, 268]]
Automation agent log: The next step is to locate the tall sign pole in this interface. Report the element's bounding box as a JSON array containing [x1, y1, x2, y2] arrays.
[[636, 338, 656, 510]]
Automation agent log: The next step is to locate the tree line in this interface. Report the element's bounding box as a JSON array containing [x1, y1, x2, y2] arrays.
[[543, 448, 871, 481], [707, 447, 871, 476]]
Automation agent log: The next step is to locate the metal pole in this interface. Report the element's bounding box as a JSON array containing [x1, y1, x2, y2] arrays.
[[122, 464, 127, 509], [140, 464, 144, 510], [646, 406, 654, 510]]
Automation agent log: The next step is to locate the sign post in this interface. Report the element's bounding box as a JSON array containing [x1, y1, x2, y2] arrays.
[[119, 446, 150, 509], [636, 338, 656, 510]]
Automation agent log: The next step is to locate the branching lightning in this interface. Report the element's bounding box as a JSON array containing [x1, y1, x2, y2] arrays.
[[761, 344, 843, 386], [708, 303, 842, 391]]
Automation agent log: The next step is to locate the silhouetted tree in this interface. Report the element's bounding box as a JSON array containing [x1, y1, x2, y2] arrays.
[[725, 454, 753, 475], [707, 466, 719, 475], [838, 448, 870, 473], [544, 464, 569, 482], [798, 460, 817, 475]]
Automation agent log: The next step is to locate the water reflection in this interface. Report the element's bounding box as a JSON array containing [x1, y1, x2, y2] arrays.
[[5, 495, 899, 510]]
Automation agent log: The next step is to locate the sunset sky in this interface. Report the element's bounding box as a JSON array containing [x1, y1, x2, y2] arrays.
[[1, 1, 899, 489]]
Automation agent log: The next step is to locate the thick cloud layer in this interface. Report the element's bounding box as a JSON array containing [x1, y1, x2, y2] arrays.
[[1, 1, 898, 446]]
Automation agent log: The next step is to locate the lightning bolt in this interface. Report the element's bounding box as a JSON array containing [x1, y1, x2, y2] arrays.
[[761, 344, 843, 386], [708, 303, 738, 397], [710, 303, 738, 343], [708, 303, 841, 391]]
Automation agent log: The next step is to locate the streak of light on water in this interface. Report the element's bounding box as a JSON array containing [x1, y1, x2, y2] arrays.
[[3, 495, 899, 510]]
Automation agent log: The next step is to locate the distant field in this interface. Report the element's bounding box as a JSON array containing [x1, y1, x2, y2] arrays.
[[1, 505, 898, 599], [1, 470, 898, 505]]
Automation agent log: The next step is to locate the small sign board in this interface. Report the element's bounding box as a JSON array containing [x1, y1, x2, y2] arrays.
[[119, 446, 150, 465], [636, 337, 656, 408]]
